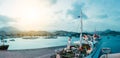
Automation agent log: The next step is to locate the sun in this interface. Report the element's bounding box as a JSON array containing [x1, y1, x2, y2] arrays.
[[15, 7, 52, 31], [21, 8, 41, 19], [9, 0, 54, 31]]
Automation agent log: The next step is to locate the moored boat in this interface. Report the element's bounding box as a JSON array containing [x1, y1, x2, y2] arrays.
[[0, 45, 9, 50], [51, 10, 100, 58], [0, 31, 9, 50], [22, 36, 38, 39]]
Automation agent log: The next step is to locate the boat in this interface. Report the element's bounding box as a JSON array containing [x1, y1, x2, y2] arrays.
[[44, 36, 57, 39], [22, 36, 38, 39], [0, 45, 9, 50], [0, 34, 9, 50], [51, 10, 100, 58], [9, 39, 15, 41]]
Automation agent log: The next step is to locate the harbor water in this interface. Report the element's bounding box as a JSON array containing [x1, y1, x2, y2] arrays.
[[5, 36, 79, 50]]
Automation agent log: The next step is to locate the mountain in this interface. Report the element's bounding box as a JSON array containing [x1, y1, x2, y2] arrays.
[[0, 27, 119, 37], [100, 29, 120, 36], [54, 30, 92, 37], [0, 26, 20, 33]]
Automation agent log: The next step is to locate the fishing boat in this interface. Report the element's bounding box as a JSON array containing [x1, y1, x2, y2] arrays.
[[51, 10, 100, 58], [73, 10, 100, 57]]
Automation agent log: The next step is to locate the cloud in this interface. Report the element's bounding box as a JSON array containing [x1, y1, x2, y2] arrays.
[[78, 0, 120, 31], [50, 0, 57, 5], [67, 2, 88, 19], [0, 15, 14, 27], [0, 15, 12, 23], [0, 0, 120, 32], [96, 14, 108, 19]]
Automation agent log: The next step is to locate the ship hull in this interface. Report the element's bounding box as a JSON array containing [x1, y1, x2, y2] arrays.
[[0, 45, 9, 50]]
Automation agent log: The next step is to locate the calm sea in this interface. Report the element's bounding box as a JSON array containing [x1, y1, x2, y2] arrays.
[[7, 36, 79, 50]]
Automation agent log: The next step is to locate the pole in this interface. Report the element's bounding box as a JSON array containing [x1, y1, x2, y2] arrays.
[[67, 37, 71, 49], [80, 10, 83, 48]]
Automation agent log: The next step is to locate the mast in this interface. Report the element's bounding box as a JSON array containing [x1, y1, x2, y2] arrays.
[[67, 37, 71, 49], [79, 10, 83, 48], [94, 27, 96, 34], [3, 36, 4, 45], [1, 31, 5, 45]]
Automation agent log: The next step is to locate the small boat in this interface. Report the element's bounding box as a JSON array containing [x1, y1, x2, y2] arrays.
[[9, 39, 15, 41], [0, 34, 9, 50], [0, 45, 9, 50], [101, 48, 111, 54], [44, 36, 57, 39], [22, 36, 38, 39]]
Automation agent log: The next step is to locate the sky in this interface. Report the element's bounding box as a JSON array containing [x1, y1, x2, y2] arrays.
[[0, 0, 120, 32]]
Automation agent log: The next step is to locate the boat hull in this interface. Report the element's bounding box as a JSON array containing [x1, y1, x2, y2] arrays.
[[0, 45, 9, 50]]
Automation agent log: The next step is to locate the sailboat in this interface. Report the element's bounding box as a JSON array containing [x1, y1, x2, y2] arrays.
[[50, 9, 101, 58], [0, 32, 9, 50], [73, 10, 94, 57]]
